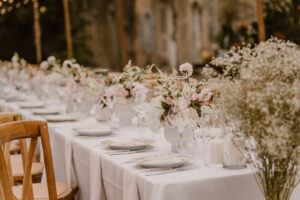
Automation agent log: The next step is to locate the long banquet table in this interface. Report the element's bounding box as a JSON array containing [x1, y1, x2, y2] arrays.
[[2, 99, 300, 200]]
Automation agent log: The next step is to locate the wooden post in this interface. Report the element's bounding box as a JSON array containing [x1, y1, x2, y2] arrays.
[[33, 0, 42, 63], [63, 0, 73, 58], [115, 0, 128, 67], [256, 0, 266, 41]]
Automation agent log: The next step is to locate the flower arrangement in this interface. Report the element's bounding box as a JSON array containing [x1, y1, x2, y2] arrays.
[[99, 61, 152, 107], [153, 63, 216, 123], [218, 38, 300, 200], [40, 56, 61, 73]]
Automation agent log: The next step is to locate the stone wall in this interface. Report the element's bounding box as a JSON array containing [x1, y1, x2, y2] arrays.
[[74, 0, 256, 71]]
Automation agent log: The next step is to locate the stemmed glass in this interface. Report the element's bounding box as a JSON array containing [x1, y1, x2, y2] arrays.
[[168, 108, 198, 154], [101, 95, 116, 113], [133, 93, 152, 138]]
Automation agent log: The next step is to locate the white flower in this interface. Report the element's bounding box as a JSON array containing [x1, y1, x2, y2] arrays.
[[40, 61, 49, 71], [63, 60, 73, 68], [176, 97, 190, 111], [179, 62, 193, 76], [131, 82, 148, 96], [198, 88, 212, 102], [47, 56, 56, 64], [11, 53, 19, 64], [145, 96, 164, 131], [73, 63, 81, 71]]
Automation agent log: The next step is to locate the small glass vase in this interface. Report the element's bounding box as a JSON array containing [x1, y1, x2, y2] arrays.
[[223, 133, 246, 169]]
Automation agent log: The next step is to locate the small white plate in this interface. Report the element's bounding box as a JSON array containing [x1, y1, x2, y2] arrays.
[[32, 108, 60, 115], [18, 101, 45, 108], [45, 114, 78, 122], [73, 125, 113, 136], [102, 138, 154, 151], [138, 155, 191, 168], [2, 94, 23, 102]]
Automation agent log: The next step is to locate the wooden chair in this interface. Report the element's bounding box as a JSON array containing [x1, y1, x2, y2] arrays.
[[0, 120, 78, 200], [0, 110, 20, 154], [0, 113, 44, 184]]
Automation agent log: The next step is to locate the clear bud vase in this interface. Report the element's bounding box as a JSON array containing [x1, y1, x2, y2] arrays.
[[223, 133, 246, 169]]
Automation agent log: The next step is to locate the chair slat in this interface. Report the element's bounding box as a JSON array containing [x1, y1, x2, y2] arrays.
[[40, 124, 58, 200], [0, 145, 15, 199], [0, 117, 59, 200], [0, 121, 42, 144], [21, 138, 37, 200], [19, 139, 34, 200]]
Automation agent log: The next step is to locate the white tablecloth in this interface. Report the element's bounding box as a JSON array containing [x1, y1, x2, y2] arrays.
[[2, 100, 300, 200]]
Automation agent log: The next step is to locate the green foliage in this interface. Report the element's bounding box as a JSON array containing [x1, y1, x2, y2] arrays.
[[0, 0, 92, 65], [264, 0, 300, 44]]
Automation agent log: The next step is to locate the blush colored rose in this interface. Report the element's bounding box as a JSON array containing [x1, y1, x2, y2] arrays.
[[165, 97, 173, 105]]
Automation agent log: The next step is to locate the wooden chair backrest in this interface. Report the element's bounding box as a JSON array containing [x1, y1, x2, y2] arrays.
[[0, 120, 58, 200], [0, 113, 22, 188]]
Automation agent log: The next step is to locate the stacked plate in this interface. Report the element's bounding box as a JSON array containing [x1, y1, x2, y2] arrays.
[[102, 138, 155, 151], [138, 154, 191, 168], [32, 108, 60, 115], [18, 100, 45, 108], [45, 114, 78, 122], [73, 125, 113, 136], [1, 93, 24, 102]]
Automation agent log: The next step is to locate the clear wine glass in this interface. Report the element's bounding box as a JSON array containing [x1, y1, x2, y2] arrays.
[[133, 93, 152, 138], [168, 108, 198, 154]]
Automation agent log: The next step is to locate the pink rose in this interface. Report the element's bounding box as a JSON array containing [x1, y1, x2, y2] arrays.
[[190, 93, 199, 101], [165, 97, 173, 105]]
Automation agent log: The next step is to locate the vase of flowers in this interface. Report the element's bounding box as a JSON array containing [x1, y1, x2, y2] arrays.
[[218, 38, 300, 200], [150, 63, 218, 152]]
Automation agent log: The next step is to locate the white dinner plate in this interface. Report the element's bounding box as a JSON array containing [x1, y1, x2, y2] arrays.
[[2, 94, 24, 102], [73, 125, 113, 136], [102, 138, 154, 151], [18, 100, 45, 108], [32, 108, 60, 115], [45, 114, 78, 122], [138, 155, 191, 168]]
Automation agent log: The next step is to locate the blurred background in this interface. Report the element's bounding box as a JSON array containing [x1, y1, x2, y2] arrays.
[[0, 0, 299, 71]]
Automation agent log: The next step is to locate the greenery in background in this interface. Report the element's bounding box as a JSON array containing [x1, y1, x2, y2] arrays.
[[264, 0, 300, 44], [217, 0, 300, 49], [0, 0, 92, 65]]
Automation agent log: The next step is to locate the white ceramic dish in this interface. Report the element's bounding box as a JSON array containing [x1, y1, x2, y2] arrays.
[[18, 101, 45, 108], [2, 94, 23, 102], [32, 108, 60, 115], [73, 125, 113, 136], [45, 114, 78, 122], [138, 155, 191, 168], [102, 138, 154, 151]]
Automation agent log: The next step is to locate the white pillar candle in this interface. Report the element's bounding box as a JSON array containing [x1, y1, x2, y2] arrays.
[[210, 137, 224, 165]]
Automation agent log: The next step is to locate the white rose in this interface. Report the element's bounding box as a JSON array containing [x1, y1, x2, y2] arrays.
[[40, 61, 49, 71], [63, 60, 73, 68], [198, 88, 212, 102], [47, 56, 56, 64], [179, 62, 193, 77]]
